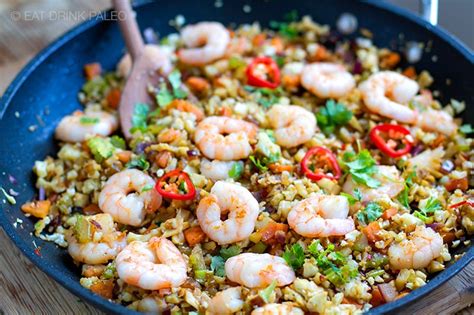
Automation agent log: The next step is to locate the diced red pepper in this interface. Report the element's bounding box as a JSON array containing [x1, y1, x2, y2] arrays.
[[369, 124, 413, 158], [301, 147, 342, 181], [246, 57, 281, 89], [155, 170, 196, 201]]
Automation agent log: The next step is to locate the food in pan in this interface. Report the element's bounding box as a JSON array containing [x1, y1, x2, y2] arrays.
[[20, 12, 473, 314]]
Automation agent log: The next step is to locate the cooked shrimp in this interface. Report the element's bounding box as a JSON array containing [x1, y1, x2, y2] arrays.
[[416, 109, 457, 136], [251, 303, 304, 315], [196, 181, 259, 245], [267, 105, 317, 148], [98, 169, 162, 226], [66, 213, 126, 264], [342, 165, 404, 202], [287, 195, 355, 237], [194, 116, 258, 160], [360, 72, 457, 135], [200, 159, 244, 181], [55, 109, 118, 143], [359, 71, 419, 124], [178, 22, 230, 65], [116, 237, 187, 290], [208, 287, 244, 315], [225, 253, 295, 288], [388, 226, 443, 270], [301, 63, 355, 98], [117, 44, 172, 77]]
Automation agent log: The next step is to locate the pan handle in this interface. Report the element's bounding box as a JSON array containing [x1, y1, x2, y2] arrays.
[[419, 0, 438, 25]]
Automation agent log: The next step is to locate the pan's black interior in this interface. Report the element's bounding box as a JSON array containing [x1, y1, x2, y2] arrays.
[[0, 0, 472, 314]]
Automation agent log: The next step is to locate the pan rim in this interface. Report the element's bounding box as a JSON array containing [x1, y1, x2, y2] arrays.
[[0, 0, 472, 314]]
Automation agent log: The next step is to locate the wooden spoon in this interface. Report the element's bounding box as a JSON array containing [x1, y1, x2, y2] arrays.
[[113, 0, 162, 139]]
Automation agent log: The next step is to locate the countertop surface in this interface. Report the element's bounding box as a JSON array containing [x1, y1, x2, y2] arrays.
[[0, 1, 473, 314]]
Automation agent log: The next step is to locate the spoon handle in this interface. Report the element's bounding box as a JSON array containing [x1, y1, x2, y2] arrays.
[[113, 0, 145, 60]]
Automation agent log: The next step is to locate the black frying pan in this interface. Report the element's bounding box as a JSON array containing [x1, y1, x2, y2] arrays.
[[0, 0, 472, 314]]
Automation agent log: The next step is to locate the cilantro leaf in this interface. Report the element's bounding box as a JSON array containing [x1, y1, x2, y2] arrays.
[[308, 240, 321, 256], [220, 245, 242, 260], [245, 85, 283, 108], [342, 150, 381, 188], [79, 116, 99, 125], [460, 124, 474, 134], [168, 69, 188, 99], [398, 171, 415, 209], [87, 137, 114, 162], [311, 243, 357, 286], [259, 280, 277, 303], [419, 197, 442, 216], [249, 155, 268, 172], [316, 100, 353, 135], [228, 162, 244, 179], [126, 154, 150, 171], [282, 243, 305, 270], [110, 135, 126, 150], [341, 189, 362, 205], [156, 83, 174, 107], [269, 11, 299, 39], [356, 202, 383, 225], [210, 256, 226, 277], [131, 103, 150, 133]]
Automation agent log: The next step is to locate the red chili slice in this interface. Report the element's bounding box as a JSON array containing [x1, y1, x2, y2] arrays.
[[369, 124, 413, 158], [301, 147, 342, 181], [246, 56, 281, 89], [155, 170, 196, 201], [449, 200, 474, 209]]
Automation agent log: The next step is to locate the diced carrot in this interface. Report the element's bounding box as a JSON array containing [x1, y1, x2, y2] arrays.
[[313, 45, 329, 61], [106, 88, 121, 109], [168, 99, 204, 121], [380, 52, 400, 69], [402, 66, 417, 79], [431, 134, 446, 148], [444, 177, 468, 192], [90, 280, 114, 299], [21, 200, 51, 218], [155, 151, 172, 168], [342, 297, 363, 309], [219, 106, 232, 117], [82, 265, 106, 277], [282, 74, 300, 90], [116, 151, 132, 163], [158, 128, 181, 143], [381, 208, 398, 220], [186, 77, 210, 95], [184, 226, 206, 247], [84, 62, 102, 80], [363, 222, 381, 243], [268, 163, 294, 173], [259, 222, 288, 245], [370, 287, 386, 307], [395, 291, 410, 300], [83, 204, 101, 215], [441, 231, 456, 243], [270, 37, 284, 53], [252, 33, 266, 46]]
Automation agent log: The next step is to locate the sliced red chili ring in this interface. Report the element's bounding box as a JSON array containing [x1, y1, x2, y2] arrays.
[[301, 147, 342, 181], [369, 124, 413, 158], [449, 200, 474, 209], [246, 56, 281, 89], [155, 169, 196, 201]]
